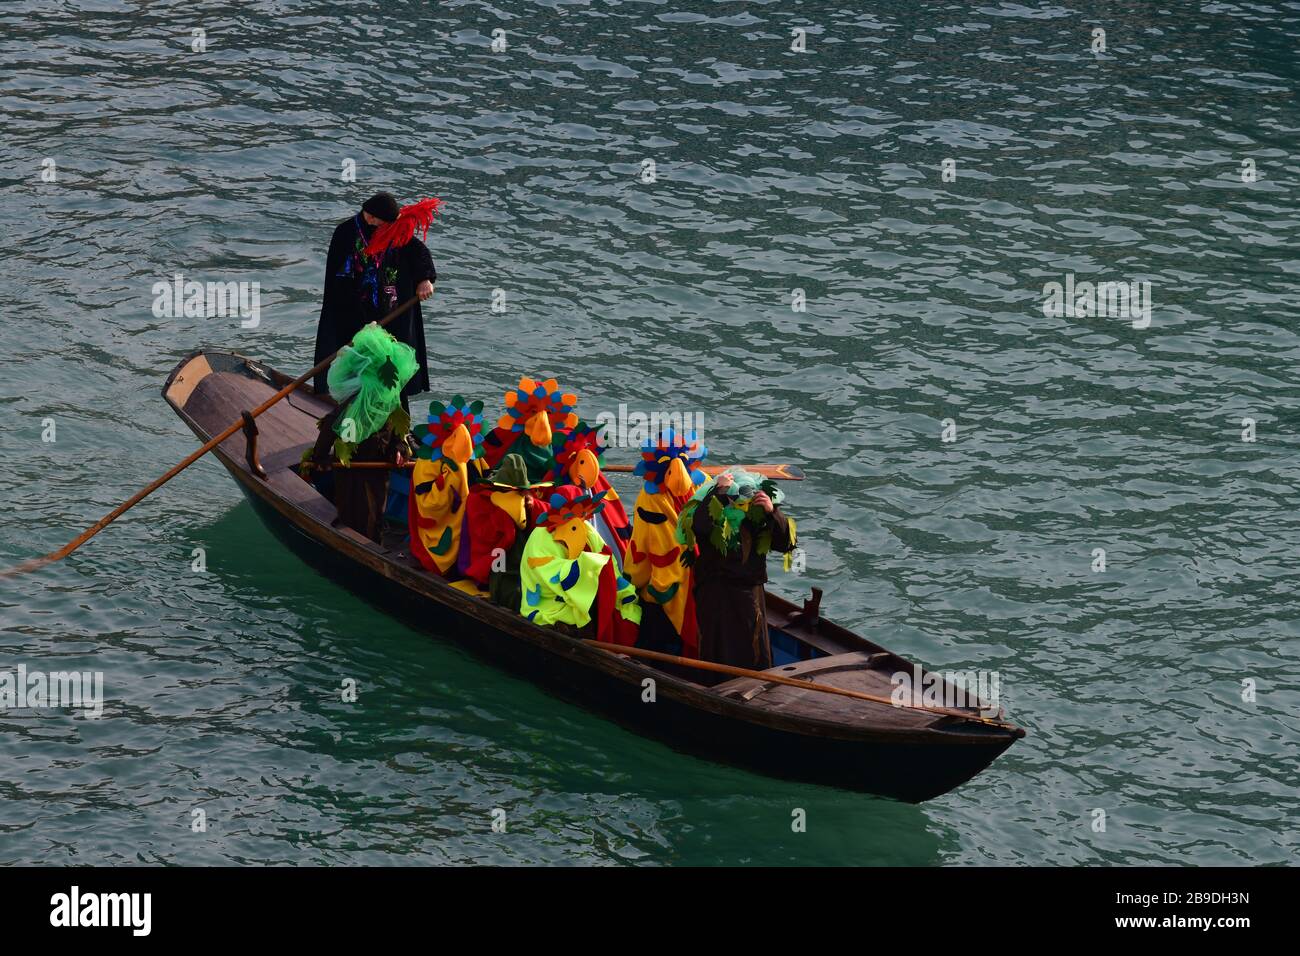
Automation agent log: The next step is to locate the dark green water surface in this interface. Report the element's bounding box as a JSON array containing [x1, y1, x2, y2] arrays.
[[0, 0, 1297, 864]]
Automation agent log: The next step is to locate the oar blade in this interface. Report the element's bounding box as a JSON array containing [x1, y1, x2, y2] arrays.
[[605, 462, 804, 481]]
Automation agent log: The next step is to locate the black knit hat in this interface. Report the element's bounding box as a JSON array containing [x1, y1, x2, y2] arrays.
[[362, 192, 399, 222]]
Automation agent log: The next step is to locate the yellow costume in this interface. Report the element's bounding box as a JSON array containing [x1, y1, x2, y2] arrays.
[[624, 429, 708, 657], [409, 396, 485, 576]]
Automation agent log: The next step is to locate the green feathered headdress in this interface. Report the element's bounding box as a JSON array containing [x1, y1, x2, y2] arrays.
[[675, 469, 793, 565], [327, 322, 418, 444]]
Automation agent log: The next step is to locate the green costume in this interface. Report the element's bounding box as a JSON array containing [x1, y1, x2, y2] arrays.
[[305, 322, 416, 543], [326, 321, 418, 458], [519, 486, 641, 642], [519, 524, 614, 628]]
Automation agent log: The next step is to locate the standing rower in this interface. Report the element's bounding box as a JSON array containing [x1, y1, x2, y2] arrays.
[[313, 192, 441, 400]]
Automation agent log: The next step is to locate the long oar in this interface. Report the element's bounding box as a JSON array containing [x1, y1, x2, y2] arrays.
[[604, 463, 804, 480], [311, 462, 804, 480], [1, 295, 423, 577], [579, 640, 1020, 732]]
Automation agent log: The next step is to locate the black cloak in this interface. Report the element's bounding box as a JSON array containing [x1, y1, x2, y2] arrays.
[[313, 213, 435, 398]]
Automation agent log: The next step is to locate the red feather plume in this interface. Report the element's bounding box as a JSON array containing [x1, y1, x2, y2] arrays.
[[365, 197, 443, 258]]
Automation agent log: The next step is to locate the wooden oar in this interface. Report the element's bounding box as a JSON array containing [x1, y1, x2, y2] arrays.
[[1, 295, 424, 577], [605, 463, 805, 480], [579, 640, 1019, 732], [304, 461, 412, 471]]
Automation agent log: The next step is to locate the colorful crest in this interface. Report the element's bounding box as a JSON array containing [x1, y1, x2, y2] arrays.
[[413, 395, 486, 462], [550, 423, 607, 478], [498, 377, 580, 434], [632, 429, 708, 494], [536, 485, 608, 530]]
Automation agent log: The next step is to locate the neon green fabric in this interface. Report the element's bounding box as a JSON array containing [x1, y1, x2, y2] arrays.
[[518, 524, 641, 629], [327, 322, 418, 443], [519, 525, 609, 627]]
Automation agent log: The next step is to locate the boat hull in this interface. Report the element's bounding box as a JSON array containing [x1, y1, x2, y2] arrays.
[[166, 350, 1023, 803]]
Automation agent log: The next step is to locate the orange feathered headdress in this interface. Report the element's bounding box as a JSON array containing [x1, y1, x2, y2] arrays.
[[365, 197, 443, 258], [498, 377, 579, 434]]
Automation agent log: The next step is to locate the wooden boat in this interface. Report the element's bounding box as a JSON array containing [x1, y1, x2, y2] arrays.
[[162, 350, 1025, 802]]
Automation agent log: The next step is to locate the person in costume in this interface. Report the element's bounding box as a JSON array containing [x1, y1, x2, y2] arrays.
[[303, 322, 417, 543], [519, 486, 640, 645], [545, 423, 631, 563], [624, 429, 708, 658], [314, 192, 441, 400], [408, 396, 485, 576], [679, 470, 797, 675], [480, 377, 580, 482], [460, 454, 550, 609]]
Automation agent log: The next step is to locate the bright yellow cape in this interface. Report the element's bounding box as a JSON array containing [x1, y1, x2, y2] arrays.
[[411, 457, 467, 575], [625, 489, 692, 635]]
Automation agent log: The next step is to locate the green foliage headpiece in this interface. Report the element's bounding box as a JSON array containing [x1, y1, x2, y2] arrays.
[[327, 322, 418, 444]]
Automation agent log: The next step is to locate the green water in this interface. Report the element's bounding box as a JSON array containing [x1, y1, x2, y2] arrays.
[[0, 0, 1297, 865]]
